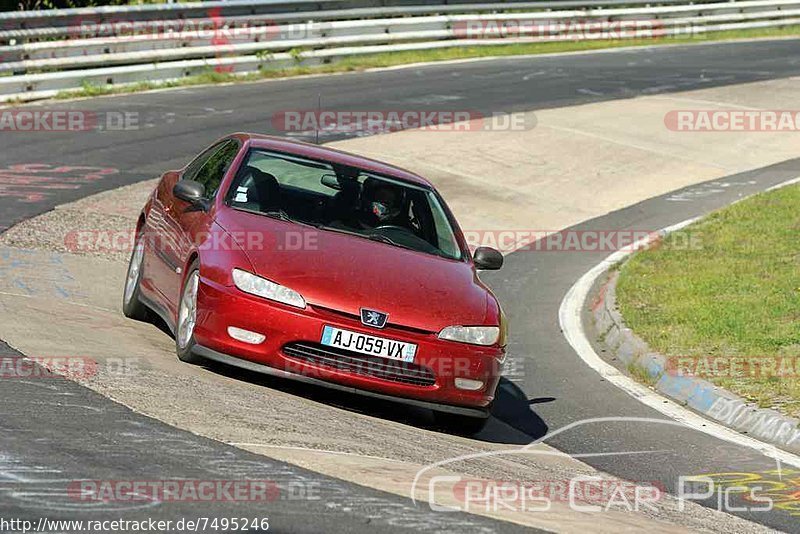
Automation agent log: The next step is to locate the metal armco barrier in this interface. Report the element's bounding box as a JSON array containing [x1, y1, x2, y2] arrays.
[[0, 0, 797, 102]]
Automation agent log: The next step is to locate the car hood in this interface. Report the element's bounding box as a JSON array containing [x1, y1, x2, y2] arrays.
[[216, 209, 490, 332]]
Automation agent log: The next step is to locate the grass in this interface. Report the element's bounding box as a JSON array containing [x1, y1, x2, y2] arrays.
[[627, 362, 658, 388], [48, 24, 800, 101], [616, 184, 800, 416]]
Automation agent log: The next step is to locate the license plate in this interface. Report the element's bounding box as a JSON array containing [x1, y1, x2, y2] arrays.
[[321, 325, 417, 363]]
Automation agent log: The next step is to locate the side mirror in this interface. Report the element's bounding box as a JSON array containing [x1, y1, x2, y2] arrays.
[[173, 180, 206, 205], [473, 247, 503, 270], [320, 173, 342, 190]]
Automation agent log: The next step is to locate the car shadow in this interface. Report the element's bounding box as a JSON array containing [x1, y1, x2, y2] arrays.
[[483, 379, 550, 443], [195, 352, 548, 445], [147, 312, 550, 444]]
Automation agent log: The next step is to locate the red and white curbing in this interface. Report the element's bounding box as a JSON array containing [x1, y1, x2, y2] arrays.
[[593, 270, 800, 454], [560, 176, 800, 469]]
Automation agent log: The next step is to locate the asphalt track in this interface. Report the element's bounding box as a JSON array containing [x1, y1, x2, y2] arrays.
[[3, 38, 800, 531]]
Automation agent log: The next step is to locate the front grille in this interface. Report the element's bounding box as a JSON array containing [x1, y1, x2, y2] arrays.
[[283, 342, 436, 387]]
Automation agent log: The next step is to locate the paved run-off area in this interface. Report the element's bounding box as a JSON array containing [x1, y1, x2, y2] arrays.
[[4, 68, 800, 531]]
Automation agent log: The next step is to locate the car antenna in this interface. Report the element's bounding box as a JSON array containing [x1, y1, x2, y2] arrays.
[[315, 93, 321, 145]]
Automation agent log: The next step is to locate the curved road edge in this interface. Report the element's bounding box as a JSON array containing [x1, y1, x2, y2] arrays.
[[558, 176, 800, 462], [594, 266, 800, 455]]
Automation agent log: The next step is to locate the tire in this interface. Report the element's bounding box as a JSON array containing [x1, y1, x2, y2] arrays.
[[433, 409, 490, 436], [175, 259, 204, 364], [122, 235, 149, 321]]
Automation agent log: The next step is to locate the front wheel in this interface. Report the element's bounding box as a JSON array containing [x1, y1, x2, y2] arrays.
[[176, 260, 204, 364], [122, 236, 149, 321]]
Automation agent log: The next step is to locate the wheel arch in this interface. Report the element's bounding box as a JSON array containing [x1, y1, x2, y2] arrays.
[[184, 251, 200, 276]]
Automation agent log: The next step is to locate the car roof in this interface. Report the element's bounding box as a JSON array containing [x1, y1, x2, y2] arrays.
[[228, 133, 434, 189]]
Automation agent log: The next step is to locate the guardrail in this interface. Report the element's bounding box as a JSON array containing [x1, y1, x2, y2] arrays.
[[0, 0, 798, 102]]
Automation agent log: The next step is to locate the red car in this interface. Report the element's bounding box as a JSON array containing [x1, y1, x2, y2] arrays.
[[123, 133, 506, 433]]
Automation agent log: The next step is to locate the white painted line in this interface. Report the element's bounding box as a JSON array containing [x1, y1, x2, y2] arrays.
[[364, 35, 800, 74], [766, 176, 800, 191], [558, 176, 800, 469]]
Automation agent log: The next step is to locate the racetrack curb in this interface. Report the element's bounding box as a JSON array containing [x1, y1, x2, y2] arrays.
[[592, 256, 800, 455]]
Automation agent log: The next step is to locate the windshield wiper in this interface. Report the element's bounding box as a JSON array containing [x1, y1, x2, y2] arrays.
[[259, 209, 319, 230], [315, 224, 450, 257], [366, 233, 417, 252], [314, 225, 401, 245], [314, 224, 360, 236], [262, 209, 292, 221]]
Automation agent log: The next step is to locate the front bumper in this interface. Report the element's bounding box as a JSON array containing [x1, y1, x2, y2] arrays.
[[193, 277, 504, 414]]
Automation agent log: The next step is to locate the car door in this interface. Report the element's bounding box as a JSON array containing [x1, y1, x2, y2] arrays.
[[145, 141, 224, 308], [157, 139, 241, 313]]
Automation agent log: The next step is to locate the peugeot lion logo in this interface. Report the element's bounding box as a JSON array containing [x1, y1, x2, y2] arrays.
[[360, 308, 388, 329]]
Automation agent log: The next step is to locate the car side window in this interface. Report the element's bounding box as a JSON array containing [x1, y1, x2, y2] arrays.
[[185, 140, 240, 199], [184, 141, 225, 181]]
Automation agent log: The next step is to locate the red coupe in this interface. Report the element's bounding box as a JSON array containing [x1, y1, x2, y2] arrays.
[[123, 133, 506, 433]]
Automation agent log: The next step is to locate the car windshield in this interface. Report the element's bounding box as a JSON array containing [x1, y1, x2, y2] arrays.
[[224, 149, 463, 260]]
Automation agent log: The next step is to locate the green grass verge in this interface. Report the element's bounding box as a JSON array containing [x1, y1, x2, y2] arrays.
[[616, 184, 800, 416], [46, 25, 800, 101]]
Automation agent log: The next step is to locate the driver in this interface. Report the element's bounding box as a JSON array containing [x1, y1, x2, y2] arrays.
[[358, 178, 406, 229]]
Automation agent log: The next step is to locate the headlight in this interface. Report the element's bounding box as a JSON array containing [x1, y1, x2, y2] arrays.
[[438, 325, 500, 346], [232, 269, 306, 309]]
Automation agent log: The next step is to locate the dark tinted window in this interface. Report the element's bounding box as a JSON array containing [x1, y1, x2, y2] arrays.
[[184, 141, 225, 180], [186, 140, 240, 198], [226, 149, 462, 260]]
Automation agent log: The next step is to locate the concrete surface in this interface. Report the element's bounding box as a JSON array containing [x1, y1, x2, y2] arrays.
[[326, 77, 800, 248]]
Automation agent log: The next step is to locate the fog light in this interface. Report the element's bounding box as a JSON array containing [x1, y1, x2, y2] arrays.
[[227, 326, 265, 345], [455, 378, 484, 391]]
